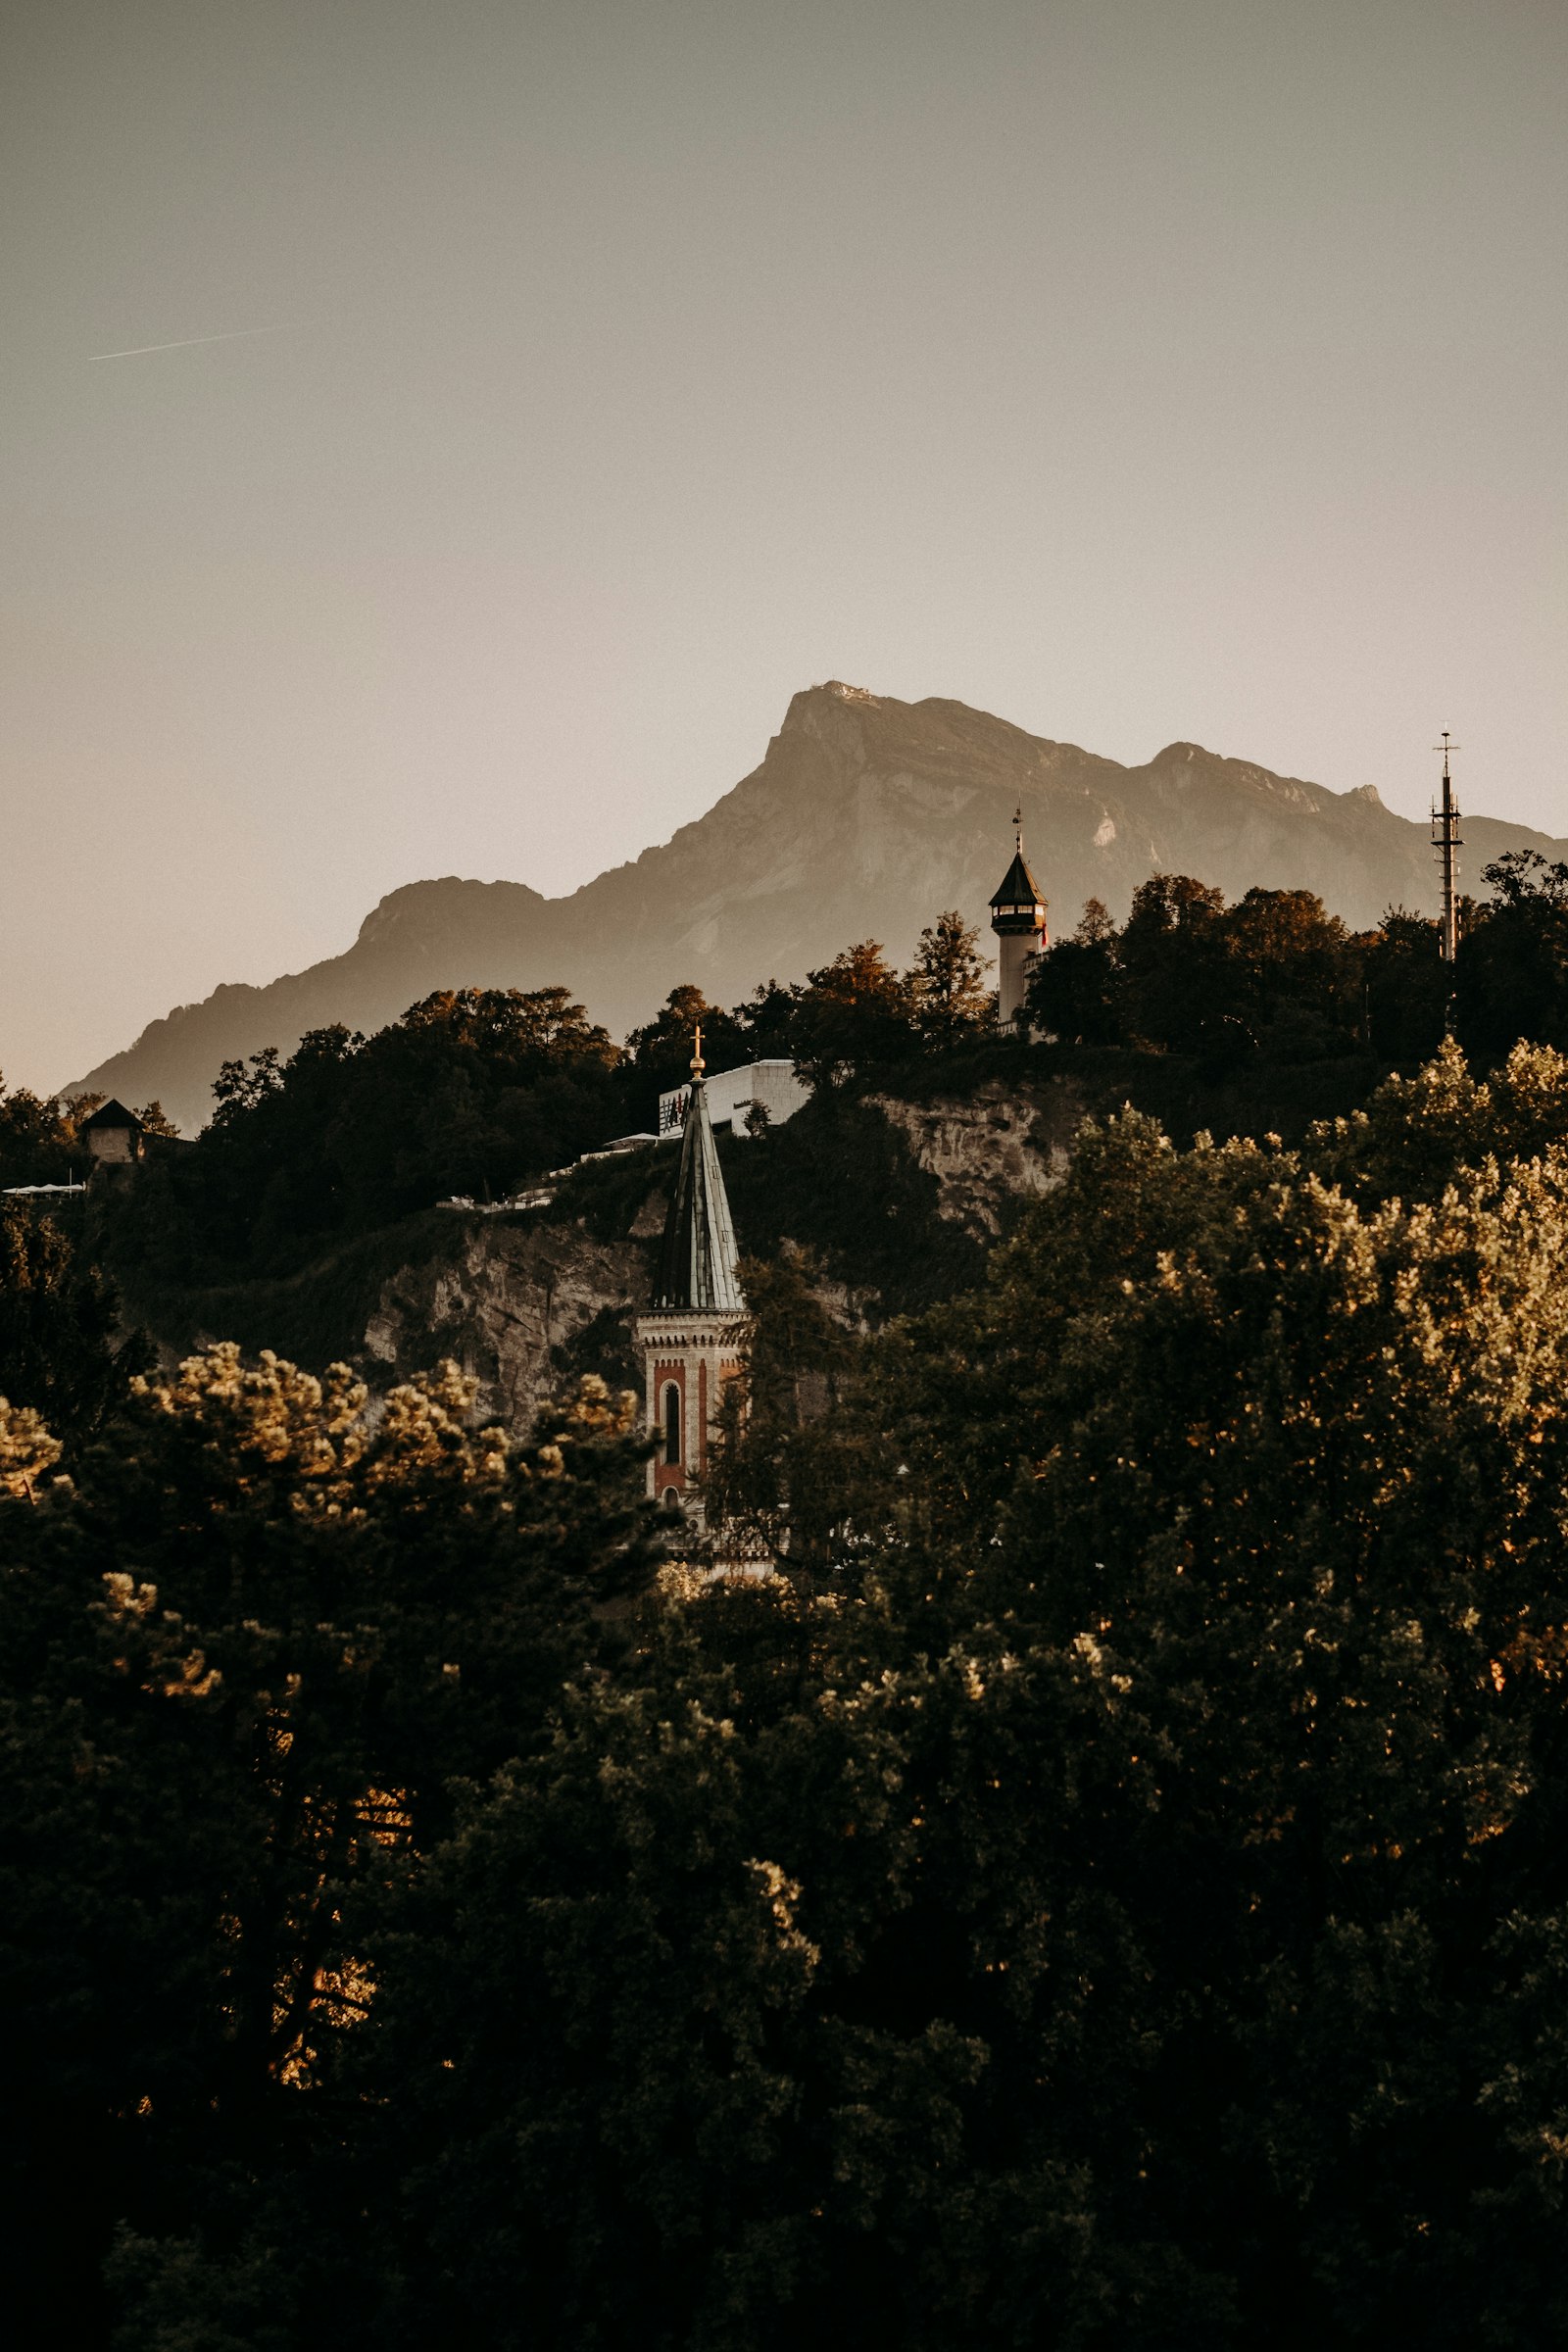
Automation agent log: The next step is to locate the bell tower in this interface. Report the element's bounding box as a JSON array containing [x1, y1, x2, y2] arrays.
[[989, 808, 1049, 1029], [633, 1028, 749, 1520]]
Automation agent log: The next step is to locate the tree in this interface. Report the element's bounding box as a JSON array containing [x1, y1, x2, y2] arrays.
[[211, 1045, 285, 1123], [791, 942, 915, 1089], [1360, 906, 1447, 1063], [908, 911, 992, 1048], [0, 1075, 103, 1188], [0, 1200, 136, 1447], [704, 1248, 859, 1563], [400, 985, 618, 1067], [1459, 851, 1568, 1061], [1025, 899, 1124, 1044], [846, 1060, 1568, 2342], [1026, 882, 1362, 1061], [1117, 873, 1230, 1052], [1217, 885, 1357, 1055], [731, 978, 803, 1062], [173, 1053, 1568, 2346], [622, 984, 748, 1121], [1307, 1036, 1568, 1205]]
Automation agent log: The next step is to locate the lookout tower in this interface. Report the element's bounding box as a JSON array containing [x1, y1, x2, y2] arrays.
[[633, 1029, 748, 1519], [990, 810, 1049, 1029]]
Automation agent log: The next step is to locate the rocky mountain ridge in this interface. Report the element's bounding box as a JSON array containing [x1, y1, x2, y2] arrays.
[[74, 682, 1566, 1132]]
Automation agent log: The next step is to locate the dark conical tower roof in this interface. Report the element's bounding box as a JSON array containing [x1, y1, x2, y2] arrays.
[[654, 1071, 744, 1311], [989, 846, 1046, 909]]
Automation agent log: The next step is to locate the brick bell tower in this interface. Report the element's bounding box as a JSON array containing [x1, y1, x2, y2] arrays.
[[634, 1028, 749, 1520], [990, 807, 1049, 1029]]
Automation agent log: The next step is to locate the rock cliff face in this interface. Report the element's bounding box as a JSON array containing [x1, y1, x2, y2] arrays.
[[867, 1075, 1078, 1239], [330, 1077, 1083, 1423], [73, 682, 1567, 1133], [359, 1214, 651, 1431]]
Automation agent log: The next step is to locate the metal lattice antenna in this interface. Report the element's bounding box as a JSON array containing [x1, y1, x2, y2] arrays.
[[1431, 732, 1463, 971]]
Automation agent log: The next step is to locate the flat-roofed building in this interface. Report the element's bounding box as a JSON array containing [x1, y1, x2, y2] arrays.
[[658, 1057, 807, 1142]]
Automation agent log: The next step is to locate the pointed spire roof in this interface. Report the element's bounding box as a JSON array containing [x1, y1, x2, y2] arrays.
[[653, 1030, 744, 1312], [989, 846, 1046, 908], [990, 808, 1046, 909]]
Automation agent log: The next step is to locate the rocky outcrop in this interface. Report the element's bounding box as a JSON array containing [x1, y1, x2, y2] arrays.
[[866, 1076, 1078, 1240], [71, 681, 1568, 1133], [362, 1214, 649, 1430]]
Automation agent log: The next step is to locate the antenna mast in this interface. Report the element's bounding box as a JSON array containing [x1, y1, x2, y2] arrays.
[[1431, 732, 1463, 1018]]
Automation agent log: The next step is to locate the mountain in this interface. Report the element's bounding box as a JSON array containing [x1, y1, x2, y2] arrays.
[[72, 681, 1567, 1133]]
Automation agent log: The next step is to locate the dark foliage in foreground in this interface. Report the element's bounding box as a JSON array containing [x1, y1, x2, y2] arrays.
[[0, 1354, 655, 2347], [8, 1045, 1568, 2345]]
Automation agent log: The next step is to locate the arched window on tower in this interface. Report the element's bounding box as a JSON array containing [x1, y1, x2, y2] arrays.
[[662, 1382, 682, 1466]]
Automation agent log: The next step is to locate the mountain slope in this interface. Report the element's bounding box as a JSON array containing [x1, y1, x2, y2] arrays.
[[74, 681, 1565, 1131]]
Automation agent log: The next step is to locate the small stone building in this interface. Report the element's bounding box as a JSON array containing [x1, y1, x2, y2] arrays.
[[79, 1099, 144, 1169]]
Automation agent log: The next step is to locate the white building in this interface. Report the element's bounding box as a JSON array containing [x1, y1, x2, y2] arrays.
[[658, 1057, 807, 1142]]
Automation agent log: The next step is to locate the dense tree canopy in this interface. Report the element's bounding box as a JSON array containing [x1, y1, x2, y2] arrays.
[[111, 989, 623, 1280], [0, 1348, 654, 2344], [1459, 850, 1568, 1061], [1028, 876, 1371, 1061], [19, 855, 1568, 2343], [1027, 855, 1568, 1075], [10, 1044, 1568, 2346]]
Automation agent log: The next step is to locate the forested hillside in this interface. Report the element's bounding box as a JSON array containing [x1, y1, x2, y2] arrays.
[[8, 858, 1568, 2346], [14, 847, 1562, 1414], [7, 1040, 1568, 2345]]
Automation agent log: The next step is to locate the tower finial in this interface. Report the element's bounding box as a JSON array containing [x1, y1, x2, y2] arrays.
[[1013, 804, 1023, 854], [691, 1021, 706, 1081]]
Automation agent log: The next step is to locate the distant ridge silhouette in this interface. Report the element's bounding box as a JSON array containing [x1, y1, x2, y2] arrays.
[[71, 682, 1568, 1132]]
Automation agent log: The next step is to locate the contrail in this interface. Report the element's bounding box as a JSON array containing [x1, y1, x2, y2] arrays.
[[87, 324, 291, 362]]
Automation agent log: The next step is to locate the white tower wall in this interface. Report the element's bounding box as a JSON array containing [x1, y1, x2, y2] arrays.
[[998, 930, 1042, 1028]]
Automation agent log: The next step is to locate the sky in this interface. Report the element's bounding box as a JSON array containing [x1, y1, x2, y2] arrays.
[[2, 0, 1564, 1094]]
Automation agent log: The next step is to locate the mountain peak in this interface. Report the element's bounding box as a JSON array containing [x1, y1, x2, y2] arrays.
[[779, 679, 885, 737], [68, 684, 1568, 1132]]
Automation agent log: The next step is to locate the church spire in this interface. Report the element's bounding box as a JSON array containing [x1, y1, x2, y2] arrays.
[[653, 1029, 744, 1311]]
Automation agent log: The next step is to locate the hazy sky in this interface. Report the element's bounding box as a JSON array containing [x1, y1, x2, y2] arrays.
[[3, 0, 1564, 1093]]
